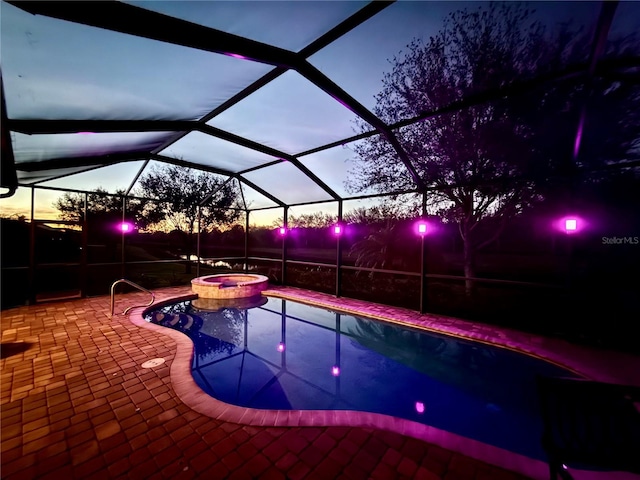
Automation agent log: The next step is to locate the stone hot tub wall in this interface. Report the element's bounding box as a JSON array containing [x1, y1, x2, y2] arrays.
[[191, 274, 269, 299]]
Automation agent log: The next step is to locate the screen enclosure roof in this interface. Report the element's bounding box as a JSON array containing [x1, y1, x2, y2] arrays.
[[1, 0, 638, 209]]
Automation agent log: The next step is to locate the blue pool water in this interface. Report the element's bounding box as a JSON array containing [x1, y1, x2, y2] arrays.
[[144, 296, 579, 461]]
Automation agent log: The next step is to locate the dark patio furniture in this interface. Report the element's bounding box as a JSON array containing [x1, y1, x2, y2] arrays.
[[536, 375, 640, 480]]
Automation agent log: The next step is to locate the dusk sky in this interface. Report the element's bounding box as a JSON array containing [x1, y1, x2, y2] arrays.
[[1, 0, 636, 224]]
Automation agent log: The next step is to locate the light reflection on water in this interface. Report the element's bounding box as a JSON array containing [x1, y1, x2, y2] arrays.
[[178, 255, 233, 269], [145, 297, 578, 461]]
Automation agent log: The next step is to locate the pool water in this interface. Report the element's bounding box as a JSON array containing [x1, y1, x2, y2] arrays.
[[144, 296, 579, 461]]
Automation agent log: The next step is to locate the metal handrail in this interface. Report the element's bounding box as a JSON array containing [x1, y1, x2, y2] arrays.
[[110, 278, 155, 317]]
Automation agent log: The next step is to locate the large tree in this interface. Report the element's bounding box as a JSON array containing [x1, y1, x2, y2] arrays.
[[54, 187, 164, 264], [54, 166, 242, 271], [135, 165, 242, 271], [347, 2, 639, 295], [54, 187, 157, 229]]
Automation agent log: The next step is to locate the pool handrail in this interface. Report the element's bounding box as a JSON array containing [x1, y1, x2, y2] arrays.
[[110, 278, 155, 317]]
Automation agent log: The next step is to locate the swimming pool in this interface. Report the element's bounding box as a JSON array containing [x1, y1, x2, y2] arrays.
[[144, 296, 579, 462]]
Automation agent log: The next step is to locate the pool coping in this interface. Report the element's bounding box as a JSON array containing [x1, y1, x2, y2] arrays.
[[128, 286, 640, 480]]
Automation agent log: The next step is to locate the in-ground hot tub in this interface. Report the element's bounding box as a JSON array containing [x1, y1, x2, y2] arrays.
[[191, 274, 268, 300]]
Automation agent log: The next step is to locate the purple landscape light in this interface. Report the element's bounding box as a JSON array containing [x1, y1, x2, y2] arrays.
[[277, 342, 285, 352], [118, 222, 134, 233], [279, 227, 286, 236], [331, 366, 340, 376], [333, 225, 342, 235], [415, 401, 425, 414], [556, 215, 585, 235]]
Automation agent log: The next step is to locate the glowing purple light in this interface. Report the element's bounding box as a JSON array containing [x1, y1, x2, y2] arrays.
[[118, 222, 134, 233], [331, 366, 340, 377], [333, 225, 342, 235], [415, 401, 425, 414], [277, 342, 285, 352], [279, 227, 286, 236], [418, 222, 427, 234], [556, 215, 585, 235], [229, 53, 247, 60]]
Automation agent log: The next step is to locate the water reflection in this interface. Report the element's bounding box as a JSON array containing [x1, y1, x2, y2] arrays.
[[145, 297, 577, 460]]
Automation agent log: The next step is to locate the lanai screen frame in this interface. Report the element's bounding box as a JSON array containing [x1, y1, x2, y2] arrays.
[[3, 1, 632, 198], [1, 0, 638, 310]]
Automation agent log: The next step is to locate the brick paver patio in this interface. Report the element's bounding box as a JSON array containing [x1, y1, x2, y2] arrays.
[[2, 285, 638, 480]]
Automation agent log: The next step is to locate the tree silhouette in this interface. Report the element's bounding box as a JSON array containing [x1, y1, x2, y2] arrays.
[[54, 187, 158, 229], [271, 212, 337, 231], [53, 166, 242, 272], [135, 165, 242, 272], [136, 165, 241, 234], [54, 188, 163, 261], [347, 2, 640, 295]]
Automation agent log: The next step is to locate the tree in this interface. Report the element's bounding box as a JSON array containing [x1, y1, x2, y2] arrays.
[[347, 2, 639, 295], [54, 187, 157, 229], [53, 187, 164, 263], [53, 166, 242, 271], [272, 212, 336, 229], [135, 165, 242, 271]]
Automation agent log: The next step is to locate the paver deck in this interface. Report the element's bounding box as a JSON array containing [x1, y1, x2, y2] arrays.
[[2, 285, 639, 480]]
